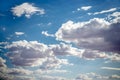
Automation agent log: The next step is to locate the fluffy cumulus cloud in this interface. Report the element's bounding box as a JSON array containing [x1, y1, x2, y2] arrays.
[[55, 18, 120, 53], [5, 40, 71, 69], [11, 2, 45, 18]]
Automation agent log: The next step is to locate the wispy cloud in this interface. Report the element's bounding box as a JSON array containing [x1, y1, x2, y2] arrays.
[[11, 2, 45, 18], [89, 8, 117, 15], [101, 67, 120, 70], [15, 32, 24, 36]]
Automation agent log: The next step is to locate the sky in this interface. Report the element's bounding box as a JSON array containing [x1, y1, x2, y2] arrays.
[[0, 0, 120, 80]]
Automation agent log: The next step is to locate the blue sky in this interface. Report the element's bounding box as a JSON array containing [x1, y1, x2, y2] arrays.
[[0, 0, 120, 80]]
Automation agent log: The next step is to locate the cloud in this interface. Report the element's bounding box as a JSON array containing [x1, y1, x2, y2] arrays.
[[38, 75, 67, 80], [82, 50, 106, 60], [5, 40, 71, 69], [75, 72, 120, 80], [81, 6, 92, 10], [34, 69, 68, 74], [106, 53, 120, 62], [77, 6, 92, 12], [8, 68, 33, 75], [108, 12, 120, 23], [89, 8, 117, 15], [15, 32, 24, 36], [5, 40, 52, 67], [0, 57, 7, 68], [55, 18, 120, 53], [50, 43, 106, 60], [42, 31, 54, 37], [111, 75, 120, 79], [101, 67, 120, 70], [11, 2, 45, 18]]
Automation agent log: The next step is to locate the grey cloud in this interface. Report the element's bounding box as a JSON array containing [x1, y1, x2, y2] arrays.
[[5, 40, 71, 68], [55, 18, 120, 53]]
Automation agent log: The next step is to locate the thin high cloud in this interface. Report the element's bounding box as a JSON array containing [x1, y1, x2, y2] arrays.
[[11, 2, 45, 18], [101, 67, 120, 70], [15, 32, 24, 36], [88, 8, 117, 15]]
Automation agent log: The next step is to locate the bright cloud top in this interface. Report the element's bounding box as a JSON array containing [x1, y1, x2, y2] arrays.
[[11, 2, 45, 18]]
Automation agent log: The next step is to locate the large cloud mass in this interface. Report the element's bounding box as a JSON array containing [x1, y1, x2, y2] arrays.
[[5, 40, 71, 68], [55, 18, 120, 53]]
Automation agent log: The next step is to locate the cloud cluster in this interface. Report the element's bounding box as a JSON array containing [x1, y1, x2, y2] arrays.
[[11, 2, 45, 18], [5, 40, 71, 69], [75, 72, 120, 80], [55, 18, 120, 53]]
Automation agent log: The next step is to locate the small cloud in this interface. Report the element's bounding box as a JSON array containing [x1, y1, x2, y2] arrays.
[[41, 31, 54, 37], [47, 22, 52, 26], [11, 2, 45, 18], [81, 6, 92, 11], [15, 32, 24, 36]]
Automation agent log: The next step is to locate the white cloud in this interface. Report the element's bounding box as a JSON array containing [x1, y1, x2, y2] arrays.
[[81, 6, 92, 11], [15, 32, 24, 36], [38, 75, 67, 80], [101, 67, 120, 70], [108, 12, 120, 23], [42, 31, 54, 37], [11, 2, 45, 18], [93, 8, 117, 15]]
